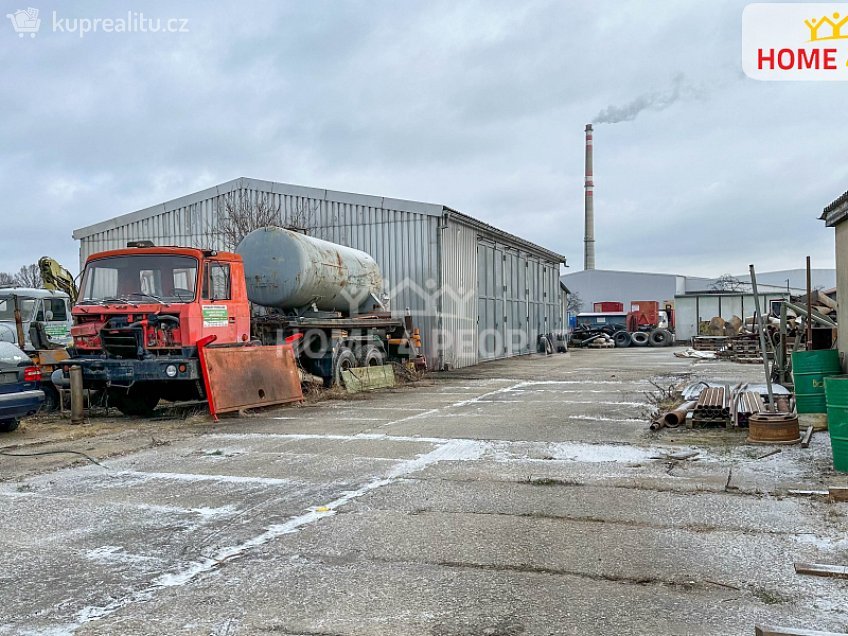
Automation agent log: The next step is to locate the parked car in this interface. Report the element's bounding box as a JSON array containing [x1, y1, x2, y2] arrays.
[[0, 342, 44, 432]]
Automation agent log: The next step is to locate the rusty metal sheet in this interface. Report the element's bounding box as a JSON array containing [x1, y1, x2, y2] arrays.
[[200, 342, 302, 417]]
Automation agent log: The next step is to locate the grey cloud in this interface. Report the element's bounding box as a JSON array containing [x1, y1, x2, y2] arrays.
[[0, 0, 841, 279]]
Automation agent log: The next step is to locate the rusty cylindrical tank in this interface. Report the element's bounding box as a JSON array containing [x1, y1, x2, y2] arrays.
[[237, 226, 383, 315]]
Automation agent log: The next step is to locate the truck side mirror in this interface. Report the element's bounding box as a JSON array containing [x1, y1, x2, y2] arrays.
[[45, 310, 54, 321]]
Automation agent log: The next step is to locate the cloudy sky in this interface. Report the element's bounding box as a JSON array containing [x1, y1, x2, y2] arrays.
[[1, 0, 844, 278]]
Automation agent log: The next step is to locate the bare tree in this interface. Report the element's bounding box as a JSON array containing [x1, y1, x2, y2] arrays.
[[15, 264, 42, 288], [566, 291, 584, 314], [0, 272, 16, 287], [710, 274, 743, 292], [288, 198, 320, 234], [214, 190, 282, 251]]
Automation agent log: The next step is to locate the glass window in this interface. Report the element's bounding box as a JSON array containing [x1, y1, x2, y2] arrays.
[[46, 298, 68, 321], [0, 342, 29, 367], [0, 297, 37, 321], [80, 255, 198, 303], [206, 263, 231, 300]]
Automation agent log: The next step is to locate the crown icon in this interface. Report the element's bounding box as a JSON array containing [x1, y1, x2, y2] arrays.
[[805, 12, 848, 42]]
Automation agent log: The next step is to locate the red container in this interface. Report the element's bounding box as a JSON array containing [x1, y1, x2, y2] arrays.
[[593, 301, 624, 313], [629, 301, 660, 327]]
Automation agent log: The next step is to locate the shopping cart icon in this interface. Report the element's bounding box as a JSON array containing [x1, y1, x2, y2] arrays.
[[6, 8, 41, 38]]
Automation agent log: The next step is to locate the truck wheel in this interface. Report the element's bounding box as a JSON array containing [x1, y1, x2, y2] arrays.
[[613, 331, 632, 348], [648, 328, 671, 347], [538, 336, 553, 355], [630, 331, 649, 347], [329, 347, 358, 388], [0, 419, 20, 433], [361, 346, 385, 367], [109, 388, 160, 417], [41, 385, 60, 412]]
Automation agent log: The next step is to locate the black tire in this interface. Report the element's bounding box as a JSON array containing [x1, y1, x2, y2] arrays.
[[539, 336, 553, 355], [661, 329, 675, 347], [0, 419, 20, 433], [41, 384, 60, 412], [361, 345, 385, 367], [648, 328, 672, 347], [613, 331, 632, 348], [330, 347, 358, 387], [630, 331, 649, 347], [109, 387, 160, 417]]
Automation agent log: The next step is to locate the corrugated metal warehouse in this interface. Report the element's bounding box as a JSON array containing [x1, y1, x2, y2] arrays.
[[73, 177, 567, 370]]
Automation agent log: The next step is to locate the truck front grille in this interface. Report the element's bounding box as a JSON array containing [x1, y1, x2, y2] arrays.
[[100, 328, 143, 359]]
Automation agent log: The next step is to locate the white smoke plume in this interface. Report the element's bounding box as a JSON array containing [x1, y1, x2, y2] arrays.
[[594, 74, 694, 125]]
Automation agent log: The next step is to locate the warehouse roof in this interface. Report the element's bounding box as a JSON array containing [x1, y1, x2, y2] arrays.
[[820, 188, 848, 226], [73, 177, 566, 263]]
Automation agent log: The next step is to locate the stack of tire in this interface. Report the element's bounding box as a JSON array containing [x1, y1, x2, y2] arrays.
[[613, 328, 674, 348]]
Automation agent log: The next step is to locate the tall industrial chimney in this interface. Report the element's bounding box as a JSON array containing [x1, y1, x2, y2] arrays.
[[584, 123, 595, 270]]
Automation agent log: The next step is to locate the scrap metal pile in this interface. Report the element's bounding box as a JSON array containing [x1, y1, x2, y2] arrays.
[[651, 381, 800, 444]]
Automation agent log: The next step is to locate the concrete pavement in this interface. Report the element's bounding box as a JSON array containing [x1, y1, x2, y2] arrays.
[[1, 348, 847, 635]]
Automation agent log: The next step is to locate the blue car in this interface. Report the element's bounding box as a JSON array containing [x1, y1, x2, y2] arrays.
[[0, 342, 44, 432]]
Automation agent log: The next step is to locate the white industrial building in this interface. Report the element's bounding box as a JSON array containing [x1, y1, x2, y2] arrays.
[[561, 269, 711, 313], [73, 177, 567, 370], [562, 267, 832, 341]]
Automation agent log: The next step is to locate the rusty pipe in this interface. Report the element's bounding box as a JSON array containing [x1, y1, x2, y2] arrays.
[[662, 401, 697, 428]]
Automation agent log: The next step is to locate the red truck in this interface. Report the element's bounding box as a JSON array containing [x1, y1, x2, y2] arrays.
[[55, 231, 423, 415]]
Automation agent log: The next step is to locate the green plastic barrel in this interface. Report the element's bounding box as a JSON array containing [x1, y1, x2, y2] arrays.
[[824, 375, 848, 472], [792, 349, 842, 413]]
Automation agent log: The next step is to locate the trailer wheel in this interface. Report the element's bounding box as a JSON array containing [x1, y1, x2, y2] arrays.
[[0, 418, 20, 433], [630, 331, 649, 347], [109, 388, 160, 417], [613, 331, 632, 348], [648, 328, 672, 347], [361, 346, 385, 367], [330, 347, 358, 388]]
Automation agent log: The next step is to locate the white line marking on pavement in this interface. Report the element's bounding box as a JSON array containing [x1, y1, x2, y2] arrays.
[[111, 470, 294, 486], [66, 438, 485, 632]]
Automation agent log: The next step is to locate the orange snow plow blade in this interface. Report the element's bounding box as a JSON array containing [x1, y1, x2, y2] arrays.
[[198, 339, 303, 420]]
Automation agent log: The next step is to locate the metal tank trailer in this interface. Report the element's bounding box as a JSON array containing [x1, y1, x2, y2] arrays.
[[237, 226, 424, 385]]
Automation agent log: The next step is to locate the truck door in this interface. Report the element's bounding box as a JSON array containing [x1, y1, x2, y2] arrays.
[[43, 297, 72, 346], [200, 261, 248, 343]]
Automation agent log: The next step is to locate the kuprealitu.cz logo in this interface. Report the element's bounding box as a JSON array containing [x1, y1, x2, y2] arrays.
[[6, 6, 189, 38], [743, 3, 848, 80]]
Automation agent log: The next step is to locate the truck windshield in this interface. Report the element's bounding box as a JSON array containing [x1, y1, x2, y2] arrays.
[[0, 297, 37, 322], [80, 255, 199, 304]]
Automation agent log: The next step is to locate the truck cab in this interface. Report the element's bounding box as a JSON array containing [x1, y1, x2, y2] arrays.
[[63, 244, 251, 414], [0, 288, 73, 350]]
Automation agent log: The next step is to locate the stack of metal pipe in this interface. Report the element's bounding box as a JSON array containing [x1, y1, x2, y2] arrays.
[[736, 391, 765, 427], [693, 386, 730, 426]]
